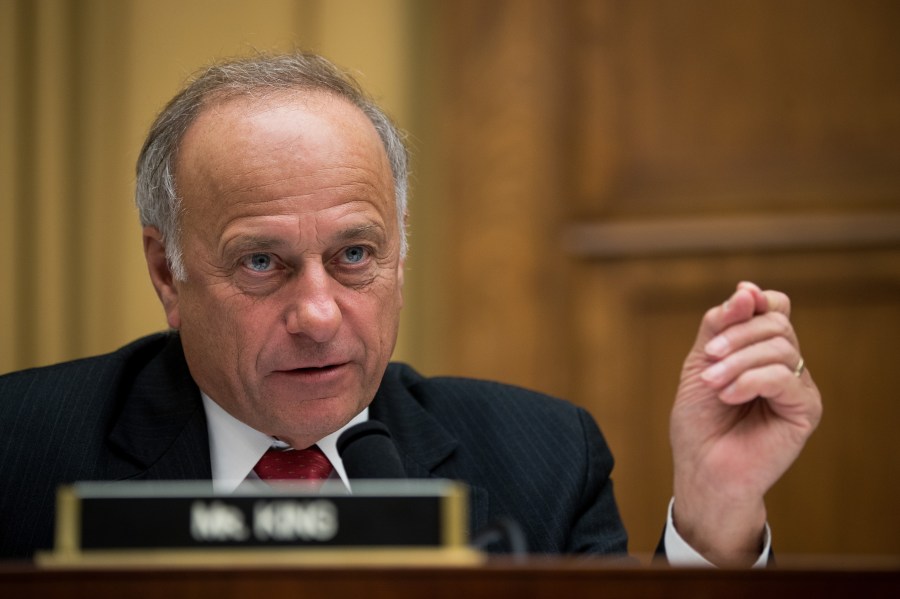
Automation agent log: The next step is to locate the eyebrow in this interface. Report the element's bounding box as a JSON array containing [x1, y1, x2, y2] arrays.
[[221, 223, 387, 257], [222, 236, 286, 257], [334, 223, 386, 245]]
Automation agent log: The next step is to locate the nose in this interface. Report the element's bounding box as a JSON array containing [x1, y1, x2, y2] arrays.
[[284, 266, 342, 343]]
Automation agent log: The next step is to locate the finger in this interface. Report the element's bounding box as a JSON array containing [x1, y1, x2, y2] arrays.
[[701, 335, 798, 389], [736, 281, 768, 314], [704, 310, 800, 359], [697, 287, 758, 346], [762, 289, 792, 318], [717, 363, 807, 407]]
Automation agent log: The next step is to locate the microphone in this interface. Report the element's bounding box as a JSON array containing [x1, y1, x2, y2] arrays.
[[336, 420, 407, 479], [471, 517, 528, 559], [338, 420, 528, 557]]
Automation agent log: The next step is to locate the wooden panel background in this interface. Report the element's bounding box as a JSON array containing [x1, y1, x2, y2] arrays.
[[430, 0, 900, 555], [2, 0, 899, 559]]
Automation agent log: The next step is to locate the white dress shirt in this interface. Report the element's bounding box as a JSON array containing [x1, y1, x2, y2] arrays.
[[201, 392, 367, 493], [200, 392, 768, 565], [664, 498, 770, 567]]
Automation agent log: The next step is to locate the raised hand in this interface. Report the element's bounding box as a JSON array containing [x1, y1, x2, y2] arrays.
[[669, 281, 822, 565]]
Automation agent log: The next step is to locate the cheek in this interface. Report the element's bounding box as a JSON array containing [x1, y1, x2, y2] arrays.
[[338, 294, 377, 338], [358, 284, 403, 347], [179, 287, 256, 352], [182, 298, 275, 388]]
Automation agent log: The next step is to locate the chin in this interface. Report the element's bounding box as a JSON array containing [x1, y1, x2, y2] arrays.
[[265, 397, 362, 439]]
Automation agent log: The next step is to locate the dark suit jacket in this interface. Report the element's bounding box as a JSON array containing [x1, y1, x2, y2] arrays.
[[0, 333, 628, 559]]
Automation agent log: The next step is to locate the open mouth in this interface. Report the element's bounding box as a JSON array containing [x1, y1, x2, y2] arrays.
[[277, 363, 348, 377], [291, 365, 340, 373]]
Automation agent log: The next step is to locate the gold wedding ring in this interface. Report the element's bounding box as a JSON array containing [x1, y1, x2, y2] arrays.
[[793, 357, 805, 378]]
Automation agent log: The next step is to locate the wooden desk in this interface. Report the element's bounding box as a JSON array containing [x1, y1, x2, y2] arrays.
[[2, 557, 898, 598]]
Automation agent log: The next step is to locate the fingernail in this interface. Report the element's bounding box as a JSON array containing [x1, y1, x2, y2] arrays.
[[705, 336, 729, 357]]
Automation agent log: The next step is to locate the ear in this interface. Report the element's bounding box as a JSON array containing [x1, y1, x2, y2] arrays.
[[143, 226, 181, 329]]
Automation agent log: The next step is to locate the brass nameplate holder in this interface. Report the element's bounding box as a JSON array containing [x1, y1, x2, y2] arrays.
[[38, 480, 482, 567]]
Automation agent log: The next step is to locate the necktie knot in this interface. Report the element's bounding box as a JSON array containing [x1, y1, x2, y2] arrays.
[[254, 445, 334, 481]]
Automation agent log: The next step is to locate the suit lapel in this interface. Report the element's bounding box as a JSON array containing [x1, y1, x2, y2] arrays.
[[369, 364, 490, 535], [107, 334, 212, 481], [103, 347, 488, 530]]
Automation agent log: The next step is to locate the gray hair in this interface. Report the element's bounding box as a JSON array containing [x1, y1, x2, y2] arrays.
[[135, 52, 409, 281]]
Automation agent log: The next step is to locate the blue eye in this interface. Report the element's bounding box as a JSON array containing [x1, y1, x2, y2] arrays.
[[245, 253, 273, 272], [343, 246, 366, 264]]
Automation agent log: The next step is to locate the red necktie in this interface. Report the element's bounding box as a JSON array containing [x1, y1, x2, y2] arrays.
[[253, 446, 334, 481]]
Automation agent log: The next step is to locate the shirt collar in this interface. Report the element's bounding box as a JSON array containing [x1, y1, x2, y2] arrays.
[[201, 392, 368, 493]]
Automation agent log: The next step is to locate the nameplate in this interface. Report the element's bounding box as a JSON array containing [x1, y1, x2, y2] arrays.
[[40, 480, 480, 567]]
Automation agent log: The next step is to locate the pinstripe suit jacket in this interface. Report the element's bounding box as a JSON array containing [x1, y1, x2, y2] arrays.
[[0, 332, 628, 559]]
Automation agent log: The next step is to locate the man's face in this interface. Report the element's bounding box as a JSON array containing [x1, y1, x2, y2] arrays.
[[151, 91, 404, 449]]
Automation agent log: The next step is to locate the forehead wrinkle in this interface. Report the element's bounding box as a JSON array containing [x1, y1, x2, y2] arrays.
[[220, 164, 389, 200], [209, 190, 394, 243], [218, 214, 388, 257]]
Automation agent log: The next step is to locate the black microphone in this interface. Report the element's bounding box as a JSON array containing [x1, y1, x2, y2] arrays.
[[471, 517, 528, 559], [336, 420, 407, 479]]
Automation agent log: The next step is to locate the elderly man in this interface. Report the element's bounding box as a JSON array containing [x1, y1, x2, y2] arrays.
[[0, 53, 821, 564]]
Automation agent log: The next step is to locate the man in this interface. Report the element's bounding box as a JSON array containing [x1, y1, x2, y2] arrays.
[[0, 53, 821, 564]]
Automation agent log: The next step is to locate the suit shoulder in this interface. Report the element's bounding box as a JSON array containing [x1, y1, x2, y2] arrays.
[[0, 333, 174, 407], [383, 362, 587, 423]]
